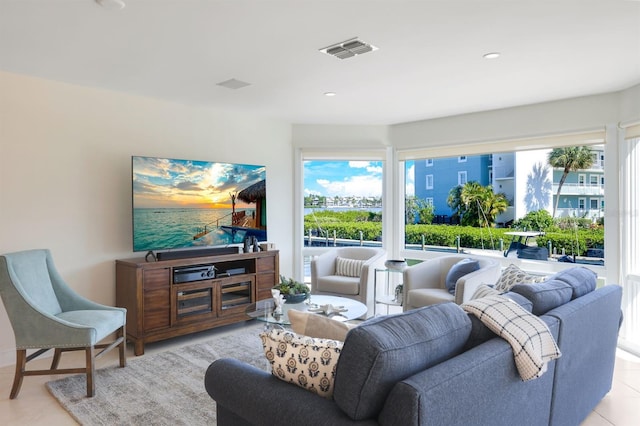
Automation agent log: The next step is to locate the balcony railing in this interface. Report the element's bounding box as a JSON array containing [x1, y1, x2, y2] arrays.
[[552, 183, 604, 196], [555, 207, 604, 220]]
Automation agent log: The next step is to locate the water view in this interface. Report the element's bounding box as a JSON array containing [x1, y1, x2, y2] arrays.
[[133, 208, 252, 252]]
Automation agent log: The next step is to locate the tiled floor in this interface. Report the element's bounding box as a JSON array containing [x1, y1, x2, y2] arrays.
[[0, 320, 639, 426]]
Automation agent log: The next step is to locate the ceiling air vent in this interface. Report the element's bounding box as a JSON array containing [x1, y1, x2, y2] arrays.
[[320, 38, 378, 59]]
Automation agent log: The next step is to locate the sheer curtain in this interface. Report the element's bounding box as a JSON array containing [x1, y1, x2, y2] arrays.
[[619, 128, 640, 356]]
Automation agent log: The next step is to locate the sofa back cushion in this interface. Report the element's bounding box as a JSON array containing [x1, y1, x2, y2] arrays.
[[511, 279, 573, 315], [333, 303, 471, 420], [548, 266, 597, 299]]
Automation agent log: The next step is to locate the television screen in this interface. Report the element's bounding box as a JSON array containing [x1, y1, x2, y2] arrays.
[[132, 156, 267, 253]]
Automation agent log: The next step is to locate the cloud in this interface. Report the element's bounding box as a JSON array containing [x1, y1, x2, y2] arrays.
[[315, 175, 382, 197], [405, 162, 415, 196]]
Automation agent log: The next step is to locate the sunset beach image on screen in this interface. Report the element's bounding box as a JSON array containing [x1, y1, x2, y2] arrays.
[[132, 156, 267, 252]]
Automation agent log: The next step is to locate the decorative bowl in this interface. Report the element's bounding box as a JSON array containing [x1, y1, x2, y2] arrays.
[[283, 292, 309, 304], [385, 259, 408, 271]]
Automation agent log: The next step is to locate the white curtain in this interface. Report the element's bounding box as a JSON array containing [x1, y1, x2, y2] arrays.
[[619, 133, 640, 356]]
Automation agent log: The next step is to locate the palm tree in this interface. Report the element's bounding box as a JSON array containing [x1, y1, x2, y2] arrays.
[[548, 146, 594, 217], [448, 182, 508, 227]]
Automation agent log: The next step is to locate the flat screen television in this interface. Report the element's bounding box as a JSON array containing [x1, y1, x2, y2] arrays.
[[132, 155, 267, 256]]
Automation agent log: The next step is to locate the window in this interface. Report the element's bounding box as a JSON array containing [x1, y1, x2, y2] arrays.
[[426, 159, 433, 167], [590, 175, 599, 186], [458, 156, 467, 163], [458, 171, 467, 185], [400, 141, 605, 265], [426, 174, 434, 189], [301, 157, 385, 282], [578, 174, 586, 186]]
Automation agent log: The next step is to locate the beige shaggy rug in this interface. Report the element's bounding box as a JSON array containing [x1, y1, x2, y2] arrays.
[[46, 323, 267, 425]]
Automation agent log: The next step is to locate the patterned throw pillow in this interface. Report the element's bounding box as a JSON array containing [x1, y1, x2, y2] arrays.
[[494, 264, 547, 292], [335, 257, 365, 277], [260, 329, 343, 398]]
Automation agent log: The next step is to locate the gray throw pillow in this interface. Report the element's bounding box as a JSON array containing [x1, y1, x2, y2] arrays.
[[445, 258, 480, 294]]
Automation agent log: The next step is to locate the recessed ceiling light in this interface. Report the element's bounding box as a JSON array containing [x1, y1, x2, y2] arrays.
[[95, 0, 126, 10], [217, 78, 252, 90], [483, 52, 501, 59], [324, 92, 337, 97]]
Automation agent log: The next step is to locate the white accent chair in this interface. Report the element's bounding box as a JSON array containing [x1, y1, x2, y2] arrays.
[[310, 247, 386, 317], [402, 255, 501, 311]]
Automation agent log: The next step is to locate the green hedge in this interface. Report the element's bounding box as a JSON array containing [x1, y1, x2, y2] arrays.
[[536, 230, 604, 257], [405, 225, 512, 250], [304, 214, 604, 255]]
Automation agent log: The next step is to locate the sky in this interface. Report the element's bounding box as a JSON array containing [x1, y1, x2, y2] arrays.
[[133, 156, 265, 209], [303, 160, 415, 197]]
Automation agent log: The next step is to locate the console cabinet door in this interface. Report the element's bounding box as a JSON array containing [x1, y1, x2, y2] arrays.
[[143, 267, 171, 331]]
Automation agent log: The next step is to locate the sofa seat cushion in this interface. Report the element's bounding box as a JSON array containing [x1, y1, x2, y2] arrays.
[[316, 275, 360, 295], [407, 288, 454, 307], [260, 329, 343, 398], [548, 266, 597, 299], [56, 309, 126, 343], [333, 303, 471, 420], [511, 279, 573, 315]]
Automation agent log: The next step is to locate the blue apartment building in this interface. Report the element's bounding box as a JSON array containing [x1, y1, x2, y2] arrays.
[[413, 146, 604, 225], [414, 154, 492, 221]]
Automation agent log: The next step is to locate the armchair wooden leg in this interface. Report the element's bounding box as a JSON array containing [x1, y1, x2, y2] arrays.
[[85, 347, 95, 398], [51, 348, 62, 369], [9, 349, 26, 399], [118, 326, 126, 368]]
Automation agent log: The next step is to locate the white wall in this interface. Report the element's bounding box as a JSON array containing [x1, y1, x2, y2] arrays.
[[390, 92, 621, 149], [0, 71, 293, 367]]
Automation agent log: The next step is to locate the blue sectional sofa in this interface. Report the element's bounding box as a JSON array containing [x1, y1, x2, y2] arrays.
[[205, 267, 622, 426]]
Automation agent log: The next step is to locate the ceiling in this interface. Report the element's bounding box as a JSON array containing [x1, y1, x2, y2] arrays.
[[1, 0, 639, 125]]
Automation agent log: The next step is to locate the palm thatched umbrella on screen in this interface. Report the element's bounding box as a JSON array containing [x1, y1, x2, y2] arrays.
[[238, 180, 266, 229]]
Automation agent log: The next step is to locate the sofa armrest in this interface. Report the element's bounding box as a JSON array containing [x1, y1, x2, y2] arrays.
[[379, 332, 557, 426], [205, 358, 376, 426], [311, 251, 339, 285], [403, 260, 443, 293], [358, 251, 387, 302], [454, 261, 501, 304]]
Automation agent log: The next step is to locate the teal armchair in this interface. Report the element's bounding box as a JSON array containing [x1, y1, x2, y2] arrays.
[[0, 249, 126, 398]]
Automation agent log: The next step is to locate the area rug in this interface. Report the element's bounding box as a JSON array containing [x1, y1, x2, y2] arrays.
[[46, 324, 268, 425]]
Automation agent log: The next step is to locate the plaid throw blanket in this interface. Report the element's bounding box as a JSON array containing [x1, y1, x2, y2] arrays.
[[462, 295, 561, 381]]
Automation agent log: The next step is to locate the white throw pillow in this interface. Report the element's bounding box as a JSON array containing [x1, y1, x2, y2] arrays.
[[335, 257, 365, 277], [471, 284, 501, 300], [288, 309, 356, 341]]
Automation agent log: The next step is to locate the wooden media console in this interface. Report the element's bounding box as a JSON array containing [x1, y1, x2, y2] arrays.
[[116, 250, 279, 355]]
